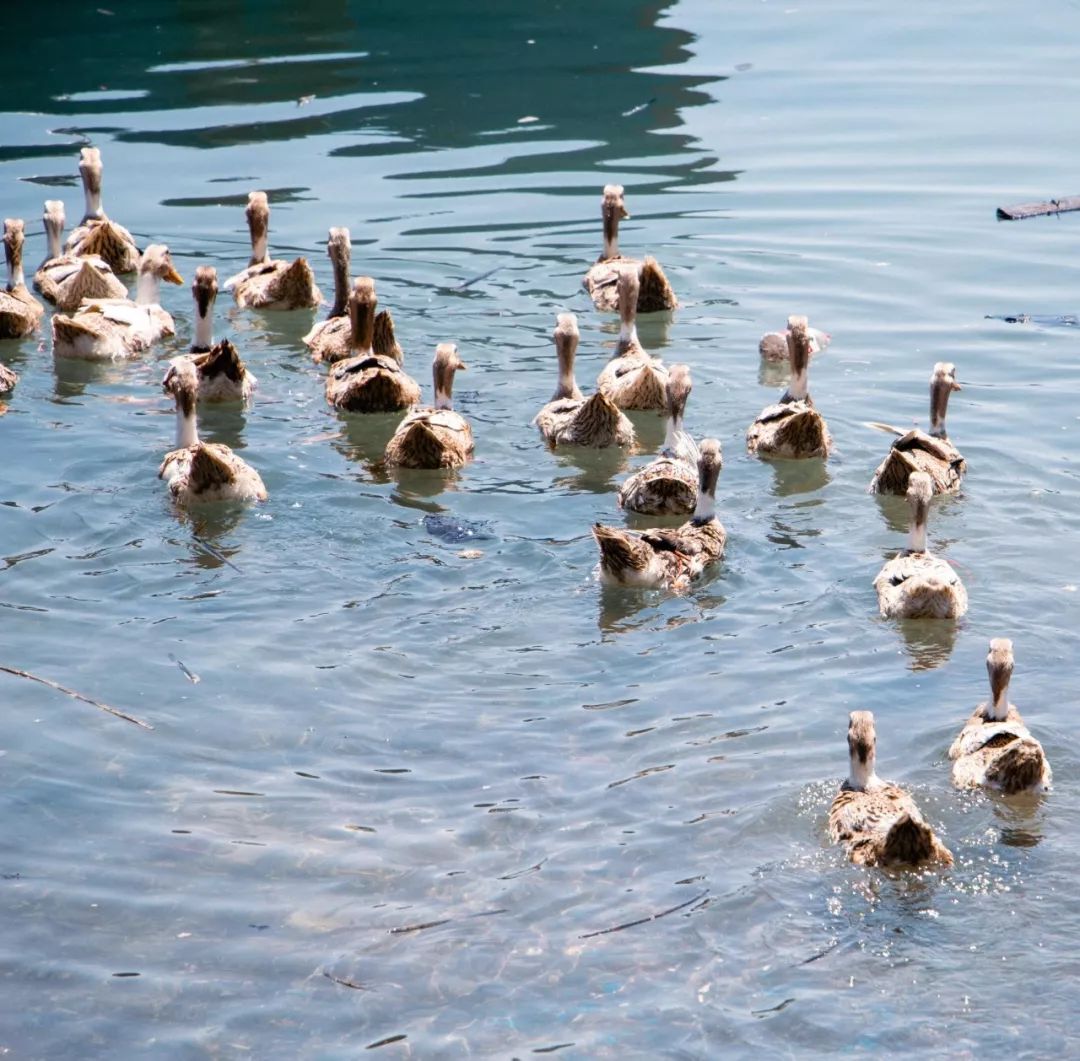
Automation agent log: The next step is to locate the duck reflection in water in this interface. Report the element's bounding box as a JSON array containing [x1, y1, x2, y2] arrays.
[[892, 617, 959, 671], [551, 445, 632, 495], [767, 457, 831, 498], [172, 505, 246, 572], [332, 410, 401, 481]]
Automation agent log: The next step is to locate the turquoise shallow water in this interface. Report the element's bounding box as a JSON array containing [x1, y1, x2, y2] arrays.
[[3, 1, 1080, 1056]]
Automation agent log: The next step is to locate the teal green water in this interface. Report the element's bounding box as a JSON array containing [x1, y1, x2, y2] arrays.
[[3, 1, 1079, 1055]]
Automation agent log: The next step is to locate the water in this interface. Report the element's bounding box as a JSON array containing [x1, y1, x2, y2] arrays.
[[3, 1, 1079, 1055]]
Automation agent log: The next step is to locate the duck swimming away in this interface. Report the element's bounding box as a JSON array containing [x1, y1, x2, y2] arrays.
[[870, 362, 966, 495], [0, 219, 45, 340], [582, 185, 677, 314], [617, 363, 700, 515], [873, 471, 968, 619], [325, 277, 421, 413], [33, 200, 127, 311], [759, 318, 830, 362], [948, 639, 1051, 794], [158, 358, 268, 504], [747, 316, 831, 459], [829, 710, 953, 868], [224, 191, 322, 310], [533, 312, 634, 448], [593, 439, 724, 590], [63, 147, 140, 274], [596, 269, 669, 411], [384, 342, 473, 469], [51, 244, 183, 360]]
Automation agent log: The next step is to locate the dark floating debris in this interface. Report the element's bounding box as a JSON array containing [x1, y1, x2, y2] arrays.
[[578, 888, 708, 939], [422, 514, 496, 544], [365, 1035, 407, 1050], [985, 313, 1079, 327], [112, 971, 140, 978], [997, 195, 1080, 220], [752, 997, 796, 1018], [0, 664, 153, 729], [323, 970, 370, 990], [168, 652, 200, 684]]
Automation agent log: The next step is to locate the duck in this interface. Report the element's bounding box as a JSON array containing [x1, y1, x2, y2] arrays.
[[384, 342, 473, 468], [33, 200, 128, 311], [746, 315, 832, 458], [325, 277, 422, 412], [828, 711, 953, 868], [63, 147, 140, 274], [759, 318, 830, 362], [869, 362, 966, 495], [302, 227, 352, 362], [51, 244, 183, 360], [158, 358, 267, 504], [596, 268, 669, 411], [618, 363, 700, 515], [873, 471, 968, 619], [0, 219, 45, 339], [224, 191, 322, 310], [948, 639, 1052, 794], [582, 185, 677, 313], [593, 439, 725, 589], [0, 362, 17, 392], [182, 266, 257, 402], [532, 312, 635, 448]]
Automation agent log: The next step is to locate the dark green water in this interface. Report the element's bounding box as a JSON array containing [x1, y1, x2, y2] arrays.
[[2, 1, 1079, 1056]]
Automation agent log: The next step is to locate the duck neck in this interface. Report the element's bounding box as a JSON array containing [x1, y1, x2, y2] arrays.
[[5, 240, 24, 290], [602, 207, 620, 260], [45, 217, 63, 260], [175, 398, 198, 449], [350, 299, 375, 357], [554, 335, 581, 400], [906, 501, 929, 553], [692, 461, 718, 522], [987, 664, 1012, 721], [82, 176, 104, 223], [617, 283, 639, 353], [784, 367, 809, 402], [433, 361, 455, 411], [929, 379, 952, 438], [135, 271, 160, 307], [847, 751, 879, 791], [193, 302, 214, 350], [329, 252, 350, 317]]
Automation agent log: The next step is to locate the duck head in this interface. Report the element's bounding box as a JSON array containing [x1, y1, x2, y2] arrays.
[[601, 183, 629, 259], [163, 358, 199, 447], [348, 276, 377, 356], [433, 342, 466, 410], [691, 437, 722, 523], [783, 315, 814, 402], [985, 638, 1015, 721], [42, 200, 65, 260], [929, 362, 961, 439], [191, 266, 218, 352], [327, 227, 352, 317], [905, 470, 933, 553], [245, 191, 271, 266], [78, 147, 105, 222], [3, 218, 26, 290], [136, 244, 184, 305], [552, 312, 582, 400], [846, 711, 881, 791]]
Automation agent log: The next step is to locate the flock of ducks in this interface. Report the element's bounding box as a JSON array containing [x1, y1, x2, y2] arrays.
[[0, 151, 1053, 871]]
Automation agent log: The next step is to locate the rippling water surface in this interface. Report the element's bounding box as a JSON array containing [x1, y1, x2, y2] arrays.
[[3, 1, 1080, 1055]]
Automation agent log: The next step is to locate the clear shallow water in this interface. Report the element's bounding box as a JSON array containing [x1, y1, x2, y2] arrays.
[[3, 1, 1080, 1056]]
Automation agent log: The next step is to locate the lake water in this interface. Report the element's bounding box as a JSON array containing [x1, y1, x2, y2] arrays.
[[2, 1, 1079, 1056]]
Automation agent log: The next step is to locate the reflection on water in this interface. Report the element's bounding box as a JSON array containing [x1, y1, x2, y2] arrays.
[[765, 457, 831, 498], [892, 616, 960, 671]]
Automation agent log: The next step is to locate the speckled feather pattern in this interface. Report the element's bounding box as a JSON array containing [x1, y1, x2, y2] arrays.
[[870, 430, 966, 495], [384, 408, 474, 469], [829, 783, 953, 867], [325, 354, 421, 412], [746, 400, 832, 459], [948, 704, 1051, 793], [159, 442, 267, 504], [533, 392, 634, 448], [874, 551, 968, 619], [596, 349, 668, 411], [618, 455, 697, 515], [593, 517, 725, 590]]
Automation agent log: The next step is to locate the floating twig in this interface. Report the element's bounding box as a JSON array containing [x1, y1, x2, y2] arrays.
[[997, 195, 1080, 220], [457, 266, 499, 289], [190, 534, 241, 572], [579, 889, 708, 939], [0, 665, 153, 729], [863, 420, 904, 437], [323, 970, 371, 990], [168, 652, 200, 684]]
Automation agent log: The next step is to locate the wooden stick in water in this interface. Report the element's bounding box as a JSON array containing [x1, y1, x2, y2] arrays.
[[997, 195, 1080, 220], [0, 665, 153, 730]]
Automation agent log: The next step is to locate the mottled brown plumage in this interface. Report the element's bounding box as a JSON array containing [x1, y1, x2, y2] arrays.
[[594, 440, 725, 589], [325, 278, 421, 412], [618, 364, 699, 515], [533, 312, 635, 447], [829, 711, 953, 868], [224, 192, 323, 310], [874, 472, 967, 619], [303, 227, 353, 362], [582, 185, 677, 313], [759, 320, 830, 362], [0, 362, 17, 392], [63, 148, 140, 273], [747, 316, 831, 458], [0, 219, 44, 339], [179, 267, 257, 402], [870, 363, 966, 495], [949, 639, 1051, 794], [384, 343, 473, 468]]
